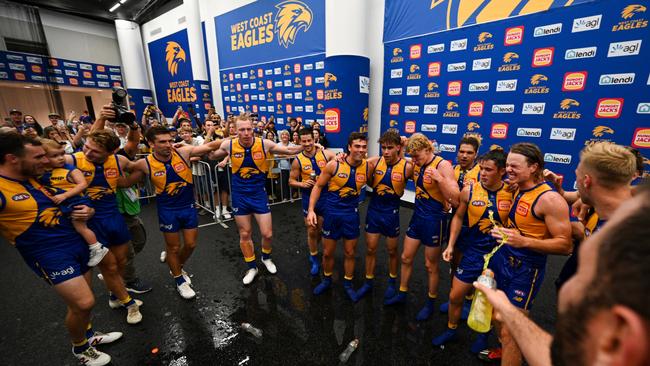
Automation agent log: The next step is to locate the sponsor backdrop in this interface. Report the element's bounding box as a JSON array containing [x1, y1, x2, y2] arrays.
[[216, 0, 327, 134], [0, 50, 123, 89], [323, 55, 370, 148], [147, 29, 211, 124], [384, 0, 593, 42], [381, 0, 650, 189], [219, 54, 325, 128]]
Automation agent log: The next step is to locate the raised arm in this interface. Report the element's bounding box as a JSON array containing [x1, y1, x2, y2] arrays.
[[266, 139, 303, 155], [91, 104, 114, 132], [117, 159, 147, 188], [207, 139, 231, 160], [122, 127, 142, 159], [184, 138, 223, 158], [436, 159, 461, 208]]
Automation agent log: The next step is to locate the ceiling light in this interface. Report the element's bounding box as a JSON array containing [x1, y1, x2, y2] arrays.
[[109, 3, 120, 12], [120, 0, 128, 3]]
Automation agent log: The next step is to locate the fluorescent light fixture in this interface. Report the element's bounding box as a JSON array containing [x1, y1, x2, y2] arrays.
[[120, 0, 128, 3], [109, 3, 120, 12]]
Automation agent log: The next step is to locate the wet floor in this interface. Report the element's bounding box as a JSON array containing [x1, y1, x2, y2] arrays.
[[1, 200, 562, 365]]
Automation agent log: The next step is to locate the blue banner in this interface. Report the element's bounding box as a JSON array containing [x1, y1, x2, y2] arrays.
[[381, 0, 650, 190], [0, 51, 123, 89], [220, 53, 326, 128], [323, 55, 370, 148], [147, 29, 198, 118], [215, 0, 325, 69], [384, 0, 594, 43]]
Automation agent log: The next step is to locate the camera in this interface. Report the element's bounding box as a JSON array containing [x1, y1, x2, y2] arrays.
[[111, 87, 137, 127]]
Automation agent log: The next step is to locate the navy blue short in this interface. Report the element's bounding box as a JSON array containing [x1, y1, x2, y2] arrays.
[[322, 209, 360, 240], [455, 248, 488, 284], [18, 238, 90, 286], [365, 207, 400, 238], [232, 189, 270, 216], [158, 206, 199, 232], [89, 212, 132, 247], [302, 193, 327, 217], [406, 214, 446, 247], [488, 251, 546, 310], [59, 195, 92, 216]]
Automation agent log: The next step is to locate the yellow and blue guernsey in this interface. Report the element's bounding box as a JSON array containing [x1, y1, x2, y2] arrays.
[[71, 152, 122, 218], [145, 149, 194, 209], [230, 137, 271, 216], [327, 159, 368, 212], [406, 155, 448, 247], [454, 163, 480, 190], [489, 181, 553, 310], [296, 149, 329, 216], [0, 175, 89, 284], [503, 182, 553, 266], [369, 157, 407, 211], [365, 157, 407, 238], [454, 182, 512, 283], [71, 152, 131, 246], [39, 164, 91, 215], [322, 159, 368, 241], [145, 149, 197, 232]]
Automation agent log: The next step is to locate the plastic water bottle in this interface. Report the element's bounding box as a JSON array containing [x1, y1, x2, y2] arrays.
[[467, 269, 497, 333], [339, 339, 359, 363], [241, 323, 263, 338]]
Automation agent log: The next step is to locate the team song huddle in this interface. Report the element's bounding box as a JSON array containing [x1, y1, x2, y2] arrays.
[[0, 107, 644, 366]]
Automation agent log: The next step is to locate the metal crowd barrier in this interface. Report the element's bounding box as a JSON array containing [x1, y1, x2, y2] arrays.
[[133, 153, 301, 228]]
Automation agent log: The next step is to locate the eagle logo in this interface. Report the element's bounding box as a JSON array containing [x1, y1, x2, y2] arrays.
[[324, 72, 337, 87], [317, 103, 323, 110], [410, 64, 420, 73], [86, 186, 112, 200], [467, 122, 480, 131], [363, 107, 369, 122], [560, 99, 580, 110], [530, 74, 548, 85], [390, 120, 398, 127], [447, 101, 458, 110], [478, 32, 493, 42], [238, 167, 261, 179], [165, 181, 187, 196], [375, 184, 395, 196], [338, 187, 358, 198], [490, 144, 502, 151], [622, 4, 646, 19], [306, 90, 312, 96], [427, 82, 438, 91], [503, 52, 519, 63], [295, 77, 301, 83], [478, 218, 494, 234], [592, 126, 614, 137], [38, 207, 62, 227], [165, 41, 186, 76], [393, 48, 402, 56], [275, 0, 313, 48]]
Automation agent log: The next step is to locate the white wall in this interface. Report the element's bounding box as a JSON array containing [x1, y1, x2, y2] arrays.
[[39, 9, 122, 66]]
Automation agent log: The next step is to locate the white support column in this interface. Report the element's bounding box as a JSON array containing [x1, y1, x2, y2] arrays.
[[184, 0, 208, 81], [114, 20, 151, 90]]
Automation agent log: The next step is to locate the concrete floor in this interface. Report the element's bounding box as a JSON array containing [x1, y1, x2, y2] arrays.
[[0, 199, 563, 365]]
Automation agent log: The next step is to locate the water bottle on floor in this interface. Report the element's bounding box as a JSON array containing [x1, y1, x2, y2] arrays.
[[241, 323, 263, 338], [339, 339, 359, 363], [467, 269, 497, 333]]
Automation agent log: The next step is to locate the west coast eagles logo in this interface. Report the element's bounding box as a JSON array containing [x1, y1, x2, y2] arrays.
[[592, 126, 614, 137], [275, 0, 313, 48], [560, 98, 580, 110], [324, 72, 337, 88], [165, 41, 186, 76], [622, 4, 646, 19]]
